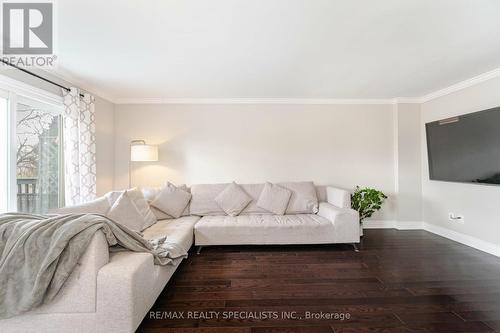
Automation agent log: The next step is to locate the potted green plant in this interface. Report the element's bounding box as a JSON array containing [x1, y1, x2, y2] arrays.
[[351, 186, 388, 236]]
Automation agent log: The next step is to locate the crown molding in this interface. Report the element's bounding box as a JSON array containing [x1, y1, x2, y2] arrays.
[[115, 97, 422, 105], [114, 97, 399, 105], [420, 67, 500, 103], [113, 67, 500, 105], [47, 66, 500, 106], [391, 97, 422, 104], [115, 97, 423, 105]]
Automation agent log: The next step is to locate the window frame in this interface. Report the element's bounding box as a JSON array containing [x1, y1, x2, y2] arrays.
[[0, 74, 64, 212], [0, 90, 9, 213]]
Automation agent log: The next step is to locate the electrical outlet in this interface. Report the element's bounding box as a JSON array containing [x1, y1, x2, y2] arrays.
[[448, 213, 464, 224]]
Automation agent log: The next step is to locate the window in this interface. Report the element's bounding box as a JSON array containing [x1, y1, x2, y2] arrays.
[[0, 77, 64, 214], [16, 98, 63, 213], [0, 93, 8, 213]]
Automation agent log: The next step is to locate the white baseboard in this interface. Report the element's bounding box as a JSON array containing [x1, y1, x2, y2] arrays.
[[422, 222, 500, 258], [362, 220, 422, 230], [362, 220, 500, 258], [395, 221, 424, 230], [362, 220, 396, 229]]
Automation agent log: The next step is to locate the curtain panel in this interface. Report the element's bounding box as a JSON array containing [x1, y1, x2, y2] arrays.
[[62, 88, 97, 205]]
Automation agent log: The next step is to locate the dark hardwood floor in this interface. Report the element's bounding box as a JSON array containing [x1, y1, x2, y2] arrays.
[[138, 229, 500, 333]]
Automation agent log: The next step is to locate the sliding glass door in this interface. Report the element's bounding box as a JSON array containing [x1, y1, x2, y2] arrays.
[[0, 85, 64, 214], [0, 92, 9, 213], [15, 97, 63, 213]]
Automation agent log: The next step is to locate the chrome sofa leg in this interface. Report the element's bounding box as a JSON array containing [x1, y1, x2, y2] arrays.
[[352, 243, 360, 252], [196, 246, 203, 255]]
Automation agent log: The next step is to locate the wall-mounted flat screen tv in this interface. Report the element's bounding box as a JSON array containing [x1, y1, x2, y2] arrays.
[[426, 106, 500, 185]]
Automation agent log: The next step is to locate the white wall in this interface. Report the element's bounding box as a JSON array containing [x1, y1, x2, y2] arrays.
[[114, 103, 397, 220], [0, 68, 116, 195], [421, 76, 500, 246], [395, 103, 422, 223]]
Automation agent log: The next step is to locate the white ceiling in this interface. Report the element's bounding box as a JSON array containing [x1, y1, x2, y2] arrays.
[[53, 0, 500, 102]]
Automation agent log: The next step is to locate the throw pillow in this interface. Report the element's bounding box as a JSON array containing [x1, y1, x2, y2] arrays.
[[149, 206, 173, 220], [151, 182, 192, 218], [107, 190, 147, 232], [279, 181, 319, 214], [214, 182, 252, 216], [189, 183, 228, 216], [105, 188, 157, 229], [142, 184, 191, 220], [256, 182, 292, 215], [128, 188, 158, 229]]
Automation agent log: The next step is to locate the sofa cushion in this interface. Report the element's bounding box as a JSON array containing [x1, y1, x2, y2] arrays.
[[51, 196, 110, 215], [129, 188, 158, 228], [257, 182, 292, 215], [215, 182, 252, 216], [142, 216, 200, 253], [107, 190, 147, 232], [239, 183, 273, 215], [190, 183, 229, 216], [279, 181, 319, 214], [194, 214, 336, 245], [151, 182, 192, 218], [179, 182, 319, 216], [105, 188, 157, 229], [149, 206, 172, 220], [142, 184, 191, 220]]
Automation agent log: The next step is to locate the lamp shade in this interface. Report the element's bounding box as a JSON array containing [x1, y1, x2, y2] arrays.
[[130, 144, 158, 161]]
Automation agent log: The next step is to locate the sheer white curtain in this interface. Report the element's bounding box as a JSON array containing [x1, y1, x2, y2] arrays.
[[62, 88, 96, 205]]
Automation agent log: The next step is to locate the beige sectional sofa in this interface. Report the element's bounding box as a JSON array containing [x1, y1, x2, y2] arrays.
[[0, 216, 200, 333], [0, 182, 359, 333], [193, 183, 359, 248]]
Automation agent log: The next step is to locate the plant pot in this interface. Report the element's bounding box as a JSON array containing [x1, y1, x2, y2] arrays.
[[360, 223, 364, 237]]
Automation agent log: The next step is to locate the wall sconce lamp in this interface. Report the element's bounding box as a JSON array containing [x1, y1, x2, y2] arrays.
[[129, 140, 158, 187]]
